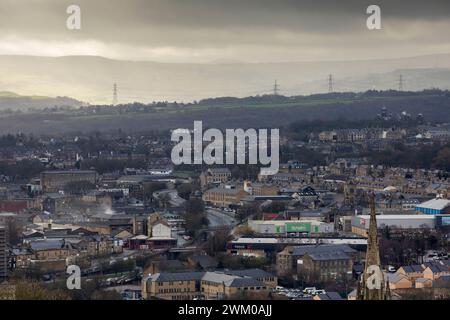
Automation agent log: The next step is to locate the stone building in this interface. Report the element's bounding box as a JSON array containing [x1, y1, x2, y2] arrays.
[[202, 187, 247, 207], [142, 269, 276, 300], [199, 168, 231, 188], [40, 170, 97, 193], [276, 244, 358, 277]]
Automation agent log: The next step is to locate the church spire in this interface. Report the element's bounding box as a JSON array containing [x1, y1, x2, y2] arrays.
[[366, 193, 381, 267], [357, 193, 390, 300]]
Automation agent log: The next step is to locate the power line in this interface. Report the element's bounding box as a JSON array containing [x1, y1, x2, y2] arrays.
[[113, 83, 118, 105], [398, 74, 404, 91], [328, 74, 334, 93], [273, 80, 280, 96]]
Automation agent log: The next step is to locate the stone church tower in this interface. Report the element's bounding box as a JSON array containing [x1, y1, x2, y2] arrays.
[[357, 193, 390, 300]]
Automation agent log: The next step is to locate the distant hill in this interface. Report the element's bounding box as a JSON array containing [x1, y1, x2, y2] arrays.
[[1, 54, 450, 104], [0, 91, 83, 111], [333, 68, 450, 92], [0, 90, 449, 135]]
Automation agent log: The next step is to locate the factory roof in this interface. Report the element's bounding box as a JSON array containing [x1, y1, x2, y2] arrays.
[[416, 199, 450, 210], [356, 214, 435, 220]]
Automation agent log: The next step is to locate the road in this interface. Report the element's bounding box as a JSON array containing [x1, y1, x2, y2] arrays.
[[154, 189, 238, 238], [153, 189, 186, 207], [206, 208, 236, 228]]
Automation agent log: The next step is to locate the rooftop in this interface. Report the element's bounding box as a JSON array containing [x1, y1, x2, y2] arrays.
[[357, 214, 435, 220], [208, 168, 231, 174], [232, 238, 278, 244], [416, 198, 450, 210], [224, 268, 273, 279], [400, 265, 424, 273], [291, 244, 356, 257], [149, 271, 204, 282], [383, 272, 409, 284], [307, 251, 350, 261]]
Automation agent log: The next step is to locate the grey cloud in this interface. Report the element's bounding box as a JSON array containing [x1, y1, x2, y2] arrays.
[[0, 0, 449, 62]]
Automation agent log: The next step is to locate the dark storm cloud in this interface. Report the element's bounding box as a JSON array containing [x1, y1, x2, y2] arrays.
[[0, 0, 450, 61]]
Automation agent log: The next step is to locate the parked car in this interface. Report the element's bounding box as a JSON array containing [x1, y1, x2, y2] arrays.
[[303, 287, 317, 294]]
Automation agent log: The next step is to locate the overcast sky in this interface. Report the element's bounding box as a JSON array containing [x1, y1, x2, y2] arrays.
[[1, 0, 450, 63]]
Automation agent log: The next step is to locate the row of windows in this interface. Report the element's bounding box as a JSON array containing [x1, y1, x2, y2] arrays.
[[158, 286, 268, 295], [38, 250, 68, 257], [258, 277, 275, 282], [157, 278, 274, 287], [157, 281, 191, 286], [159, 288, 191, 294], [172, 295, 192, 300], [318, 260, 348, 267], [237, 286, 266, 291]]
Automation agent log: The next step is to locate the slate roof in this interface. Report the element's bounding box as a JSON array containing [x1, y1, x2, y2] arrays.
[[202, 272, 266, 288], [202, 272, 236, 284], [227, 278, 265, 288], [401, 265, 424, 273], [384, 272, 409, 284], [149, 271, 204, 282], [224, 268, 273, 279], [291, 244, 356, 257], [307, 251, 350, 261], [423, 262, 449, 273], [29, 240, 73, 251], [147, 269, 275, 287]]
